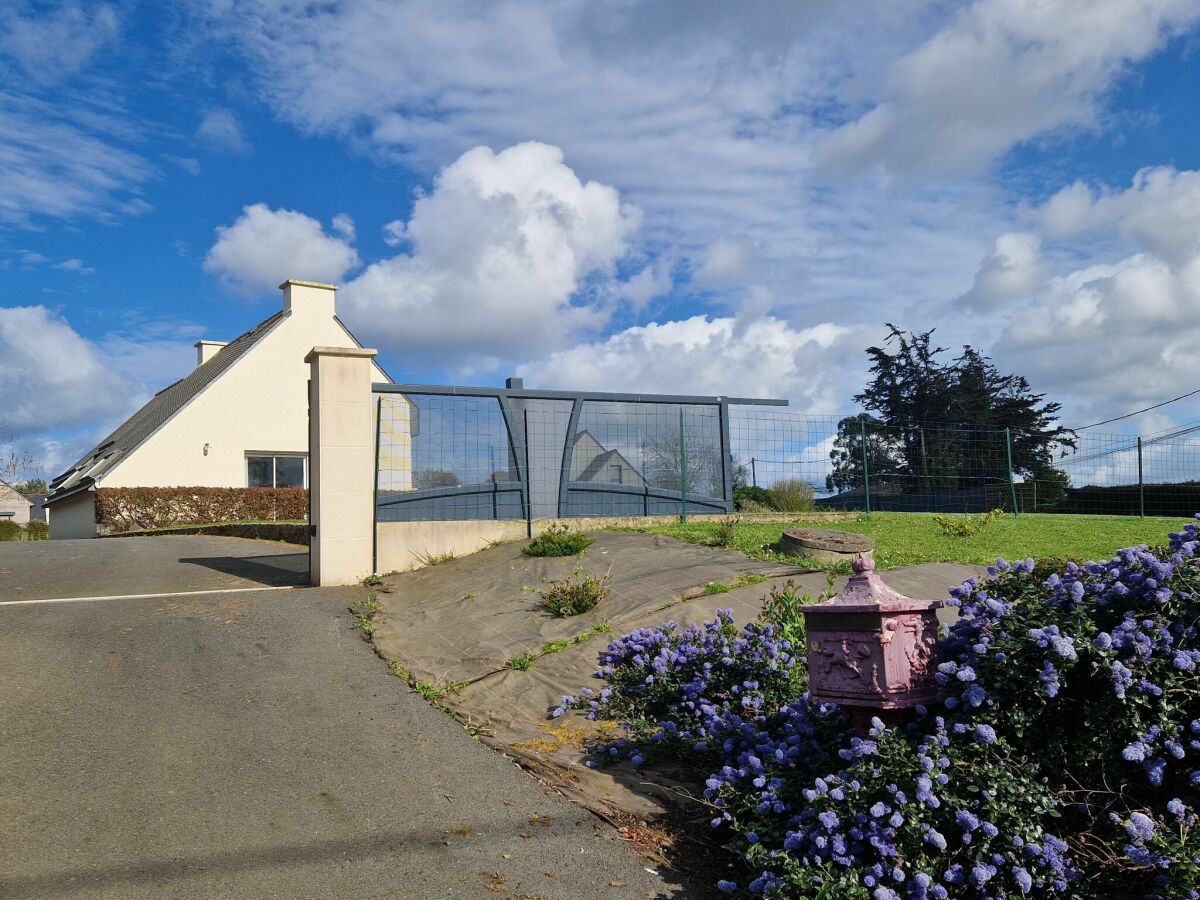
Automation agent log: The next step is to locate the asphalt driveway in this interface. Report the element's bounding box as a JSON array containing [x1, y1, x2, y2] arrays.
[[0, 574, 680, 897], [0, 534, 309, 602]]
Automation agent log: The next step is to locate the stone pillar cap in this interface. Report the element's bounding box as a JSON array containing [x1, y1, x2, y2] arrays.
[[305, 346, 378, 362]]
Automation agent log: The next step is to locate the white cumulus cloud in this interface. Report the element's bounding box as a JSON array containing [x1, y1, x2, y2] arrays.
[[518, 315, 858, 413], [0, 305, 137, 434], [204, 203, 360, 297], [962, 232, 1043, 309], [1040, 166, 1200, 267], [339, 141, 641, 368]]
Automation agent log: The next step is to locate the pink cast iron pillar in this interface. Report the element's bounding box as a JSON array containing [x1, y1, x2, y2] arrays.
[[803, 552, 942, 735]]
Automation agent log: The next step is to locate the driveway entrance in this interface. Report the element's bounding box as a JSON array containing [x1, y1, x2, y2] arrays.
[[0, 535, 308, 603], [0, 539, 677, 898]]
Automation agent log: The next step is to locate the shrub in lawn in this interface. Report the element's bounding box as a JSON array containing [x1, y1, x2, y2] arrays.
[[711, 517, 738, 548], [24, 520, 48, 540], [768, 479, 815, 513], [0, 520, 20, 541], [933, 507, 1003, 538], [562, 515, 1200, 898], [735, 485, 775, 512], [542, 565, 608, 616], [523, 523, 592, 557]]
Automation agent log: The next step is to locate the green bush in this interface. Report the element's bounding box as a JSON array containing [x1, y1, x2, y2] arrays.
[[542, 565, 608, 616], [523, 523, 592, 557], [767, 478, 815, 512], [24, 520, 48, 540], [734, 485, 775, 511], [757, 578, 824, 654], [0, 520, 20, 541]]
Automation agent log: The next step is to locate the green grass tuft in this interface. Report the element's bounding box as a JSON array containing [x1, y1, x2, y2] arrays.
[[414, 679, 468, 701]]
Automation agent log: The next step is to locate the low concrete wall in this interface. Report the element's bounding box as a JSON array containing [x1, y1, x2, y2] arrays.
[[377, 520, 528, 573], [48, 491, 97, 540], [375, 512, 863, 574], [375, 514, 730, 574]]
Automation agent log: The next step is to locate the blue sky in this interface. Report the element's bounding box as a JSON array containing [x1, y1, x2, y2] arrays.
[[3, 0, 1200, 479]]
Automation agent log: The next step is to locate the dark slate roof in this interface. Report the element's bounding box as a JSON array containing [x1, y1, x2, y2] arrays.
[[47, 311, 285, 501]]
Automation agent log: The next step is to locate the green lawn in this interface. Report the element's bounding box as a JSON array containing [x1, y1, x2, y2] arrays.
[[639, 512, 1194, 570]]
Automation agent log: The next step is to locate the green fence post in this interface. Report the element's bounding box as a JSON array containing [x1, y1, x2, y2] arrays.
[[860, 413, 871, 514], [678, 407, 688, 523], [524, 409, 533, 538], [1005, 427, 1019, 518], [751, 457, 757, 487], [1137, 436, 1145, 517]]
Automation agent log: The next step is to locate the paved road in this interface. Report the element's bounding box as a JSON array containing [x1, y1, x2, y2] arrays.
[[0, 535, 308, 602], [0, 576, 681, 897]]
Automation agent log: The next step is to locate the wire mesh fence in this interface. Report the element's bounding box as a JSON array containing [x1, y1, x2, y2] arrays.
[[729, 410, 1200, 517], [374, 388, 1200, 522]]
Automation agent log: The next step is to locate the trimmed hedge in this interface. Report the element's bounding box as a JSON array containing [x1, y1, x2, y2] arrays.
[[95, 487, 308, 532]]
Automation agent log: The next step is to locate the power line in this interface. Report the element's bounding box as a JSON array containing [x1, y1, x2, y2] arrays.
[[1072, 387, 1200, 431]]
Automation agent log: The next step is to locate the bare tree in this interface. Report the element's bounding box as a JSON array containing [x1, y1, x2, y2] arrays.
[[1, 421, 37, 484], [640, 422, 723, 499]]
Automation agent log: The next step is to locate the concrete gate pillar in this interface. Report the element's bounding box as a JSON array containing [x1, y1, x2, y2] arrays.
[[306, 346, 378, 587]]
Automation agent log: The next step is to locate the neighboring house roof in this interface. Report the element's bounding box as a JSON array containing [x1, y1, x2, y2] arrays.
[[47, 311, 285, 503], [571, 431, 647, 486], [0, 480, 33, 513]]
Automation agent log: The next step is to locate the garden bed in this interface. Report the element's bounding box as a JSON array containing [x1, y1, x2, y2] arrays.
[[368, 531, 980, 819]]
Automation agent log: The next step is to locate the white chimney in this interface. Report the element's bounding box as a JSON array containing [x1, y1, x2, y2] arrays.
[[279, 279, 337, 319], [194, 340, 228, 367]]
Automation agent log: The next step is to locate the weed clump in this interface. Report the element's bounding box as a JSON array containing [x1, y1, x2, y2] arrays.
[[523, 524, 593, 557], [542, 565, 609, 616]]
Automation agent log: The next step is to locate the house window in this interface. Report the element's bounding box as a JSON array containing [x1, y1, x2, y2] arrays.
[[247, 454, 307, 488], [610, 464, 623, 484]]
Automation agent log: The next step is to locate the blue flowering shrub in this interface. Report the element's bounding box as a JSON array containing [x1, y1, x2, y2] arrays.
[[554, 610, 825, 766], [561, 516, 1200, 898]]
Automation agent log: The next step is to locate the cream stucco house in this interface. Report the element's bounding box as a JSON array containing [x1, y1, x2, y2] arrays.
[[45, 280, 400, 539], [0, 480, 33, 525]]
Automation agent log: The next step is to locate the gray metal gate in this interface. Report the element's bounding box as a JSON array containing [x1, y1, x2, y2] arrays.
[[372, 381, 785, 524]]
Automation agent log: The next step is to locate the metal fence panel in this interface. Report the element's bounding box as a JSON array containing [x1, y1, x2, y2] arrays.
[[730, 409, 1200, 517]]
